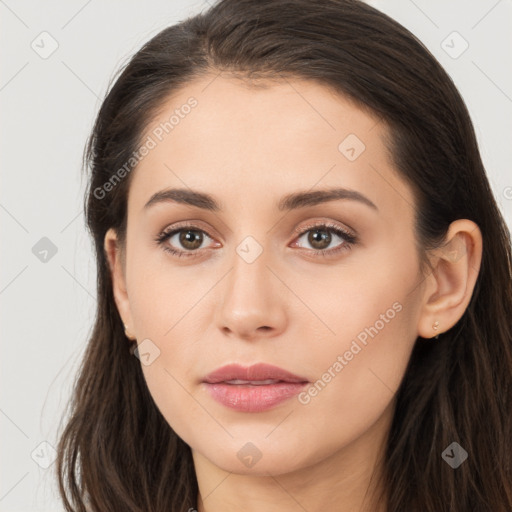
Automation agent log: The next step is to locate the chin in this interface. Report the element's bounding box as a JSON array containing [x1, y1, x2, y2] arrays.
[[190, 434, 328, 477]]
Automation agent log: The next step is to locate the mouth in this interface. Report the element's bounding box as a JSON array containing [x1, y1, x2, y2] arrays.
[[202, 363, 309, 412], [203, 363, 308, 384], [222, 379, 289, 385]]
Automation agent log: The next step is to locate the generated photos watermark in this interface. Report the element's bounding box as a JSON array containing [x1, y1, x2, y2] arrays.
[[298, 301, 403, 405], [93, 96, 198, 200]]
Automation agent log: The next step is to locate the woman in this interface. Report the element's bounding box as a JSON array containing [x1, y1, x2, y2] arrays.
[[56, 0, 512, 510]]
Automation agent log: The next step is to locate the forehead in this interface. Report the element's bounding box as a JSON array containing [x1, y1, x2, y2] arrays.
[[127, 73, 414, 219]]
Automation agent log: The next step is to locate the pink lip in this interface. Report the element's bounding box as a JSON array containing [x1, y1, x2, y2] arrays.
[[202, 363, 309, 413]]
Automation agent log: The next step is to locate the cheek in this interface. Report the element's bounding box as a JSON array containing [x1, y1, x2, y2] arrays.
[[135, 319, 209, 449], [126, 248, 208, 338], [292, 248, 421, 434], [126, 259, 220, 441], [293, 305, 416, 464]]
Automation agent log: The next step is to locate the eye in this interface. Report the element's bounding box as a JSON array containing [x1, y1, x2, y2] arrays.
[[155, 221, 357, 259], [292, 222, 357, 257], [154, 223, 218, 258]]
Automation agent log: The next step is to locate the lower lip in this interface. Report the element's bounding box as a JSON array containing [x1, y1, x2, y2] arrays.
[[203, 382, 308, 412]]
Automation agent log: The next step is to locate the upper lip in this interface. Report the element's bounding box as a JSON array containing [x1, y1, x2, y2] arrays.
[[203, 363, 309, 384]]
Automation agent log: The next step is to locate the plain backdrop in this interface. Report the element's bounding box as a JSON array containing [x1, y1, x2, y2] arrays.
[[1, 0, 511, 510]]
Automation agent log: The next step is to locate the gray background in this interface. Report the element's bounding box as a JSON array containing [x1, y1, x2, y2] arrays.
[[1, 0, 511, 510]]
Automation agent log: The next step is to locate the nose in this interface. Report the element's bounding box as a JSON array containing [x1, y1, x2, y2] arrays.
[[214, 243, 288, 342]]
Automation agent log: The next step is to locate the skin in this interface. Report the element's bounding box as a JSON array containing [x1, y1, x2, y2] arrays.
[[104, 73, 482, 512]]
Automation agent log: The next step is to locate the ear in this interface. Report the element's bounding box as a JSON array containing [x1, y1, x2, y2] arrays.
[[417, 219, 483, 339], [104, 228, 135, 337]]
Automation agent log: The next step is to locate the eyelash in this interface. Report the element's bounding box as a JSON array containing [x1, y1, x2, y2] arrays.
[[154, 221, 357, 259]]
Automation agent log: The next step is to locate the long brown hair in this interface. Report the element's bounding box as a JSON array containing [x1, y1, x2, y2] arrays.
[[56, 0, 512, 510]]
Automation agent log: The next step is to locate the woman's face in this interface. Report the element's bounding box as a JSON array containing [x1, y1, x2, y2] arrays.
[[107, 74, 428, 476]]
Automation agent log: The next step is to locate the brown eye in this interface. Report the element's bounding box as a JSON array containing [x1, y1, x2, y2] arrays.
[[305, 228, 332, 250], [178, 229, 204, 250], [293, 223, 357, 256], [155, 225, 215, 257]]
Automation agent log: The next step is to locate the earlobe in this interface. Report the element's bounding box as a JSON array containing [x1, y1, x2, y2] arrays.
[[417, 219, 482, 339], [104, 228, 134, 333]]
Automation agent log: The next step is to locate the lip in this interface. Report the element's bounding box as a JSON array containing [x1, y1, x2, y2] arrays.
[[202, 363, 309, 413], [203, 363, 308, 384]]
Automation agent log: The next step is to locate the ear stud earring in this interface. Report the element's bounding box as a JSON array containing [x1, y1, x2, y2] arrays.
[[123, 323, 136, 341], [432, 320, 440, 339]]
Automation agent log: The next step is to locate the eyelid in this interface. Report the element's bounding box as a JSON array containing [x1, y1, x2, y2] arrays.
[[159, 220, 354, 241], [159, 220, 219, 240], [293, 220, 356, 238]]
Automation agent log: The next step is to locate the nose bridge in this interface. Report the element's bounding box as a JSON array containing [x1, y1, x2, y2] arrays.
[[215, 230, 287, 338], [227, 233, 274, 304]]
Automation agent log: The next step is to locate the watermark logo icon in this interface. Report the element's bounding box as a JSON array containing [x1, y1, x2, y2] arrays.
[[441, 31, 469, 59], [237, 442, 262, 468], [236, 236, 263, 264], [31, 31, 59, 59], [31, 441, 57, 469], [338, 134, 366, 161], [442, 441, 468, 468], [133, 338, 161, 366], [32, 237, 58, 263]]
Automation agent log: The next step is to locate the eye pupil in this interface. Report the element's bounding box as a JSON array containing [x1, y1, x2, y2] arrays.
[[179, 229, 203, 250], [309, 229, 331, 249]]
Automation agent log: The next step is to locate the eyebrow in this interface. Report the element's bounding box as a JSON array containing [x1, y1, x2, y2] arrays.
[[143, 187, 378, 212]]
